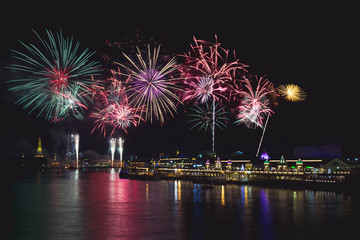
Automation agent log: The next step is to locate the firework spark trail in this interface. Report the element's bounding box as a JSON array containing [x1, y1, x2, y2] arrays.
[[212, 99, 215, 151], [8, 29, 102, 122], [180, 35, 247, 151], [118, 137, 124, 167], [110, 138, 116, 167], [256, 114, 270, 157], [234, 76, 275, 129], [115, 44, 181, 124], [74, 133, 79, 169]]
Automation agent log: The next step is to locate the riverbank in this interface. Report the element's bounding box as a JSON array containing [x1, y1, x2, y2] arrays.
[[122, 170, 360, 195]]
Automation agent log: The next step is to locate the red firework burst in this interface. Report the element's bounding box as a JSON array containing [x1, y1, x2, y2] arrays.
[[90, 69, 142, 136], [179, 35, 248, 104], [234, 75, 275, 129]]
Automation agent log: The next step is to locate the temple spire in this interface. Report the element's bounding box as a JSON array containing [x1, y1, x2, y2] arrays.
[[35, 137, 44, 158]]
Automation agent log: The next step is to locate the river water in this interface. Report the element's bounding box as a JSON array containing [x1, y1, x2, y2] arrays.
[[5, 168, 359, 239]]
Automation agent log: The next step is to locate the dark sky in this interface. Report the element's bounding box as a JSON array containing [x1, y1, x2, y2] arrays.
[[0, 2, 358, 159]]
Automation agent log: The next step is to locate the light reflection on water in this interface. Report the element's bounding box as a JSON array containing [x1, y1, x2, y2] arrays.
[[7, 169, 357, 240]]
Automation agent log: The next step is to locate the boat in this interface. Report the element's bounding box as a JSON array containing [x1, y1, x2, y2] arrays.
[[119, 167, 129, 178]]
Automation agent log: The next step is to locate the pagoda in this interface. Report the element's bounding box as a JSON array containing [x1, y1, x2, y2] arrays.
[[35, 137, 44, 158]]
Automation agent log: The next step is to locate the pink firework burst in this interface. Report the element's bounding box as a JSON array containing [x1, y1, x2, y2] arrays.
[[234, 76, 275, 129], [98, 69, 129, 107], [179, 35, 247, 151], [90, 69, 143, 136], [91, 106, 113, 136], [180, 35, 247, 104], [91, 103, 142, 136], [109, 104, 143, 135]]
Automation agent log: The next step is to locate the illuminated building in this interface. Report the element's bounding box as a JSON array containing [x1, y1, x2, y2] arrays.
[[226, 160, 232, 171], [206, 160, 210, 170], [264, 159, 270, 171], [35, 137, 44, 158], [277, 156, 287, 172], [263, 158, 350, 173], [215, 157, 222, 169], [156, 156, 194, 168], [49, 153, 61, 167], [296, 159, 303, 172], [321, 158, 348, 173]]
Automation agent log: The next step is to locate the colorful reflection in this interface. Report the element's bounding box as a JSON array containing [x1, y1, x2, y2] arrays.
[[8, 169, 356, 240], [174, 180, 182, 201], [221, 185, 225, 206], [260, 189, 272, 238]]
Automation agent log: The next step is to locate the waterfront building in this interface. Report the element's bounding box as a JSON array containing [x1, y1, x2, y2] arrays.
[[49, 153, 61, 167], [296, 159, 303, 172], [264, 159, 270, 171], [262, 158, 350, 174], [156, 156, 194, 168], [226, 160, 232, 171], [320, 158, 348, 174], [220, 159, 252, 170], [344, 157, 360, 171], [215, 157, 222, 169], [127, 154, 353, 184], [277, 156, 287, 172]]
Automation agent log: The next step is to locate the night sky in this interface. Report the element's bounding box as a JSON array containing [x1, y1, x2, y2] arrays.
[[0, 2, 357, 159]]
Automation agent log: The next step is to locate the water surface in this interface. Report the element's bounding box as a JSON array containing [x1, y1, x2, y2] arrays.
[[6, 169, 358, 239]]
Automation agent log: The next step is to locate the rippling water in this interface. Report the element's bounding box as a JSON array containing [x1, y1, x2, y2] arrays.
[[6, 169, 358, 239]]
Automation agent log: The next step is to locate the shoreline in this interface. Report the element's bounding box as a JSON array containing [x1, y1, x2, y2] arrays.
[[123, 171, 360, 195], [7, 166, 359, 195]]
